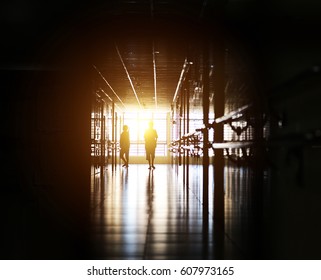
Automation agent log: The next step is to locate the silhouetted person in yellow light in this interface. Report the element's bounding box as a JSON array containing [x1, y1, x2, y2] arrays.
[[120, 125, 130, 167], [144, 121, 158, 169]]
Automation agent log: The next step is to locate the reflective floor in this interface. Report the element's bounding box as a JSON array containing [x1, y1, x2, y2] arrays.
[[90, 163, 262, 259]]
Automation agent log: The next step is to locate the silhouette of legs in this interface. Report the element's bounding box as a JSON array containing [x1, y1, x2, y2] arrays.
[[121, 150, 129, 167], [146, 152, 155, 169]]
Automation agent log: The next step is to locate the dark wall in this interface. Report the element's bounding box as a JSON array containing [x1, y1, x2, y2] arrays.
[[0, 28, 92, 259], [260, 4, 321, 259], [267, 68, 321, 259]]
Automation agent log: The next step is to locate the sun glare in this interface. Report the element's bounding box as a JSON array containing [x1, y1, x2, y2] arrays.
[[122, 110, 166, 141], [120, 110, 168, 158]]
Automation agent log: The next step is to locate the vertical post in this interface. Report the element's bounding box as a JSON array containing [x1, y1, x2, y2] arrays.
[[100, 110, 105, 190], [213, 22, 225, 259], [105, 104, 109, 169], [93, 106, 97, 157], [203, 50, 210, 212], [186, 80, 190, 189], [115, 112, 118, 168], [100, 102, 105, 166], [183, 88, 186, 185], [202, 44, 210, 257], [213, 61, 225, 224], [179, 97, 183, 166], [112, 102, 115, 171], [166, 112, 171, 164]]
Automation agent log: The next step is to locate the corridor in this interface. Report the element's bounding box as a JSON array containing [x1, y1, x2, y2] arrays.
[[2, 0, 321, 262], [89, 163, 262, 259]]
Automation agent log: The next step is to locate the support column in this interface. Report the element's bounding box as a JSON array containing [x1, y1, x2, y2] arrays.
[[186, 81, 190, 189], [100, 103, 106, 187], [100, 102, 105, 166], [115, 112, 118, 168], [203, 52, 210, 214], [213, 24, 225, 259], [183, 88, 186, 185], [179, 97, 183, 166], [202, 46, 210, 258], [112, 102, 115, 171]]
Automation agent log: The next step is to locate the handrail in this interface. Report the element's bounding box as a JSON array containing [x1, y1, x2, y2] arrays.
[[169, 103, 257, 158], [213, 103, 252, 125], [212, 141, 253, 149]]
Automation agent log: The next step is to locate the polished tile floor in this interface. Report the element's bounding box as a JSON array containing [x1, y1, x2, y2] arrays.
[[89, 163, 261, 259]]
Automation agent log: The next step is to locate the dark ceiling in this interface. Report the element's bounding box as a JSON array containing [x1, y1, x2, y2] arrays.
[[92, 27, 190, 112], [1, 0, 321, 113], [86, 0, 264, 112], [90, 0, 224, 112]]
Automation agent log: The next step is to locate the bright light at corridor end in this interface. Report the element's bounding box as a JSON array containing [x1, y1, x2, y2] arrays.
[[121, 109, 168, 141]]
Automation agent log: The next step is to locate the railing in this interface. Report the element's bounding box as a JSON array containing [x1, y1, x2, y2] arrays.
[[169, 103, 266, 164], [169, 132, 203, 157]]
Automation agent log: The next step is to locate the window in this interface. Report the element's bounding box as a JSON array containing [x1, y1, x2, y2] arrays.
[[122, 111, 168, 156]]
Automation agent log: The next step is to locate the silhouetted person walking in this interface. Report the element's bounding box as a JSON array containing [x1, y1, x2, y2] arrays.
[[144, 121, 158, 169], [120, 125, 130, 167]]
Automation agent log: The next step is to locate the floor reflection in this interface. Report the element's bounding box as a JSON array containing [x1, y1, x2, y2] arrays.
[[90, 163, 261, 259]]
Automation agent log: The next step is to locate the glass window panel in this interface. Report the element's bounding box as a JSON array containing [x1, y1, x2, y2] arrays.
[[123, 111, 168, 156]]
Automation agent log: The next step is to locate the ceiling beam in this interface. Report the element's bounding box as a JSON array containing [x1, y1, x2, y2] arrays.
[[100, 88, 123, 111], [172, 58, 188, 104], [93, 65, 127, 110], [152, 41, 158, 110], [115, 44, 143, 110]]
